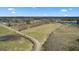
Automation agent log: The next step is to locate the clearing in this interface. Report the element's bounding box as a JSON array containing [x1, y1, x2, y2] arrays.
[[21, 23, 62, 44], [0, 25, 33, 51], [43, 24, 79, 51]]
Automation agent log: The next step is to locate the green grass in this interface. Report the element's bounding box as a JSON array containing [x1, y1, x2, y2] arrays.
[[0, 26, 12, 35], [66, 24, 79, 27], [22, 23, 61, 43], [0, 37, 33, 51], [0, 26, 33, 51], [56, 24, 79, 33]]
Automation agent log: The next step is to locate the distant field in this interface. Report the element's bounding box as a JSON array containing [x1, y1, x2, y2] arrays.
[[56, 24, 79, 33], [21, 23, 61, 43], [0, 25, 33, 51]]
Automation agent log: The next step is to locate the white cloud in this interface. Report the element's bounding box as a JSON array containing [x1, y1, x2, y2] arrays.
[[64, 14, 71, 16], [8, 8, 15, 11], [60, 9, 67, 12], [32, 7, 36, 8], [11, 11, 16, 14], [8, 8, 16, 14], [64, 14, 68, 16]]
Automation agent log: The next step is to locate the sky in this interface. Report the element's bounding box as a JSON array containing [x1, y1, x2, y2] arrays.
[[0, 7, 79, 17]]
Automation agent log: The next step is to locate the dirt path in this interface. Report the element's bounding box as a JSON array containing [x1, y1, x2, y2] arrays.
[[41, 23, 62, 46], [0, 23, 41, 51], [44, 32, 65, 51], [0, 23, 63, 51]]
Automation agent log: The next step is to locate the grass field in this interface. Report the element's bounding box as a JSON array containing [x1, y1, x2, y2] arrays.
[[0, 26, 13, 35], [55, 24, 79, 33], [42, 24, 79, 51], [21, 23, 61, 43], [0, 25, 33, 51], [52, 24, 79, 51]]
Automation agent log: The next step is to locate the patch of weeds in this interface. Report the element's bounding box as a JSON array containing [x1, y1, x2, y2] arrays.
[[76, 39, 79, 43]]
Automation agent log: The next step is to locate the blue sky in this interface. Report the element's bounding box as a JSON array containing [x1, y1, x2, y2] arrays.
[[0, 7, 79, 16]]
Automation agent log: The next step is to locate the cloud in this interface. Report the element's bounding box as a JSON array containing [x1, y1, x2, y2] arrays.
[[8, 8, 15, 11], [60, 8, 72, 12], [11, 11, 16, 14], [64, 14, 71, 16], [64, 14, 68, 16], [60, 9, 67, 12], [8, 8, 16, 14], [60, 8, 72, 16], [32, 7, 36, 8]]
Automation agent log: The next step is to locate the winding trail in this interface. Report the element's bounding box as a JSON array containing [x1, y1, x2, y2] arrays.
[[40, 23, 62, 50], [0, 23, 62, 51], [0, 23, 41, 51]]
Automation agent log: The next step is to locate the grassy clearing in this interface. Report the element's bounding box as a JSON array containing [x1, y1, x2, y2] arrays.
[[21, 23, 61, 43], [56, 24, 79, 33], [0, 37, 33, 51], [0, 26, 33, 51], [0, 26, 13, 35], [53, 24, 79, 51]]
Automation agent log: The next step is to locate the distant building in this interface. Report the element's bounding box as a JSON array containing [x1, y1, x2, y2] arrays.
[[58, 21, 77, 24], [77, 20, 79, 24]]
